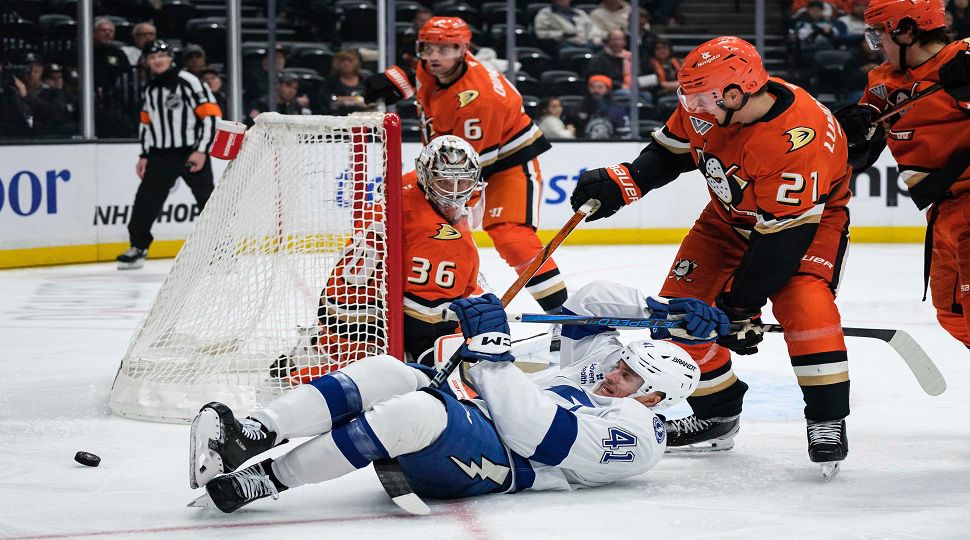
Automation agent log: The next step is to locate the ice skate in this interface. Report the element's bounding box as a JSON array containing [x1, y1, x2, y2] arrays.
[[188, 459, 284, 513], [664, 415, 740, 452], [807, 418, 847, 480], [116, 247, 147, 270], [189, 402, 277, 489]]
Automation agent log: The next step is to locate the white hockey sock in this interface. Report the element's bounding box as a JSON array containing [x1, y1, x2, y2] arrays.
[[251, 384, 331, 439], [271, 433, 357, 488]]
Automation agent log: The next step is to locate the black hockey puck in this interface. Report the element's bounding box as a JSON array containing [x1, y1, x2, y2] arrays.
[[74, 451, 101, 467]]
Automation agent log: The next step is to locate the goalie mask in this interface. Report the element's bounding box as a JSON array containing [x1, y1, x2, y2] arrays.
[[415, 135, 483, 225], [617, 340, 699, 410]]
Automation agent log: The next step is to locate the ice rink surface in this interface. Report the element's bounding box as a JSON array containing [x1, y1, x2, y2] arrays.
[[1, 244, 966, 539]]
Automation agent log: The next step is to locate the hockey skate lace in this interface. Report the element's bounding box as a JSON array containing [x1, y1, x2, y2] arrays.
[[239, 418, 267, 441], [121, 247, 143, 258], [808, 421, 842, 446], [667, 415, 710, 435], [235, 464, 279, 501]]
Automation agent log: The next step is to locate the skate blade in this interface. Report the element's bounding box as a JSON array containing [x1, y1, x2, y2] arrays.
[[189, 409, 224, 489], [187, 492, 214, 508], [820, 461, 841, 481], [666, 437, 736, 453], [117, 260, 145, 270], [391, 493, 431, 516]]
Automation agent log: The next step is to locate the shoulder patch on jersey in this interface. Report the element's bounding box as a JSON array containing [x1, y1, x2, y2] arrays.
[[784, 127, 816, 153], [653, 416, 665, 444], [457, 90, 480, 109], [432, 223, 463, 240], [689, 116, 713, 135], [869, 83, 887, 100]]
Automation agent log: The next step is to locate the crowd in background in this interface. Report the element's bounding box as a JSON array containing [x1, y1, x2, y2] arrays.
[[1, 0, 969, 141]]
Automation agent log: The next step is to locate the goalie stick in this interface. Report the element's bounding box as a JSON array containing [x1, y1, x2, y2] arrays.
[[372, 199, 601, 516], [511, 313, 946, 397]]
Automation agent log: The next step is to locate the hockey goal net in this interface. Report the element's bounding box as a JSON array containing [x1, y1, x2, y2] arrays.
[[110, 112, 403, 423]]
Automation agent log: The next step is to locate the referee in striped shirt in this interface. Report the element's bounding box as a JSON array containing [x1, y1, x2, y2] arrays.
[[117, 39, 222, 269]]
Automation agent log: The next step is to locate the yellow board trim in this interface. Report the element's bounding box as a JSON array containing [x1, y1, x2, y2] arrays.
[[0, 226, 927, 270]]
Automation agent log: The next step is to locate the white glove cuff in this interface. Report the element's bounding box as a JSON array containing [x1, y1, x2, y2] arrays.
[[467, 332, 512, 354]]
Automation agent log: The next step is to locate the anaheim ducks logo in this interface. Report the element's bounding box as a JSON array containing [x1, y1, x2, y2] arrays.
[[695, 149, 747, 206], [669, 259, 698, 282], [457, 90, 479, 109], [432, 223, 463, 240], [785, 127, 815, 153]]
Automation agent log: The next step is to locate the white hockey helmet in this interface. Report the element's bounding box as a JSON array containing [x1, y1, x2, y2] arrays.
[[415, 135, 483, 224], [619, 340, 699, 410]]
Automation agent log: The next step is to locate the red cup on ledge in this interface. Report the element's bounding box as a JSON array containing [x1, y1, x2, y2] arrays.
[[210, 119, 247, 160]]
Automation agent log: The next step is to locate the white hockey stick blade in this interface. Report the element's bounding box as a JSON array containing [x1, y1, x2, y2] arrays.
[[820, 462, 840, 481], [886, 330, 946, 396], [187, 492, 215, 508], [391, 493, 431, 516]]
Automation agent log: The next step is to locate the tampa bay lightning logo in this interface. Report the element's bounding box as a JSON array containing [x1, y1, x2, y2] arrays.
[[653, 417, 665, 444]]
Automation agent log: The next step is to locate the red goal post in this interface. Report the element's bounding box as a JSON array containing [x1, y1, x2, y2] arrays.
[[109, 112, 404, 423]]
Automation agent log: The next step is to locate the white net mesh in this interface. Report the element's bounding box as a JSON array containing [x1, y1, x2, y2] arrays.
[[109, 113, 397, 423]]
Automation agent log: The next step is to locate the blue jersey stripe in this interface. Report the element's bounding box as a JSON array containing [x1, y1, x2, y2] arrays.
[[529, 407, 578, 465], [511, 452, 536, 492], [310, 371, 363, 427]]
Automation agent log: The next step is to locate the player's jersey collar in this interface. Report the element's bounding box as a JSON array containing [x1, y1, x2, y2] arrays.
[[745, 80, 795, 125]]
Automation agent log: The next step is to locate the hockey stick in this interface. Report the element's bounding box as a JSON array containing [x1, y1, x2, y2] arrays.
[[372, 199, 601, 516], [512, 313, 946, 397], [875, 83, 942, 123]]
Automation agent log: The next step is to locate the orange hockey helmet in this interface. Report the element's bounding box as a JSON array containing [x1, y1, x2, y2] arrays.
[[864, 0, 947, 34], [677, 36, 768, 115], [418, 17, 472, 45]]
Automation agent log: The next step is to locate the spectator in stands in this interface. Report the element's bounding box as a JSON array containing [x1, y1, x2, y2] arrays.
[[590, 0, 632, 34], [587, 29, 630, 91], [791, 0, 839, 19], [123, 22, 157, 66], [949, 0, 970, 39], [844, 38, 883, 103], [93, 16, 133, 137], [326, 50, 367, 116], [636, 7, 657, 54], [643, 0, 682, 25], [576, 75, 626, 139], [200, 67, 228, 115], [537, 97, 577, 139], [534, 0, 606, 48], [93, 17, 132, 89], [647, 37, 680, 97], [22, 63, 78, 137], [398, 8, 434, 70], [183, 45, 207, 78], [833, 0, 867, 45], [795, 1, 837, 64], [0, 63, 32, 137], [413, 6, 433, 32], [247, 72, 314, 125], [245, 45, 288, 106]]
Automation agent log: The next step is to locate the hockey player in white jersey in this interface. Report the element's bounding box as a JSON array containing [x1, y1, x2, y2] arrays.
[[188, 291, 726, 513]]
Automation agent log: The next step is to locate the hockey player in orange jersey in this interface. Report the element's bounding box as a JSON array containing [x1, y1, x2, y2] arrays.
[[283, 136, 483, 383], [569, 37, 852, 477], [364, 17, 567, 314], [837, 0, 970, 347]]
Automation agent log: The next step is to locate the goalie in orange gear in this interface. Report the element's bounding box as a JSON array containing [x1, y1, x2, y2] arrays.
[[364, 16, 568, 314], [839, 0, 970, 346], [278, 136, 485, 384]]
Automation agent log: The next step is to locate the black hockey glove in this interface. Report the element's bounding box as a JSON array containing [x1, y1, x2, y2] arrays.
[[714, 294, 764, 356], [570, 163, 641, 221], [363, 65, 415, 105], [833, 104, 886, 172], [939, 50, 970, 103]]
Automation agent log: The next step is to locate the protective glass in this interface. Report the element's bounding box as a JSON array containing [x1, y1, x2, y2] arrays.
[[677, 86, 724, 115], [416, 42, 463, 60], [864, 26, 884, 50]]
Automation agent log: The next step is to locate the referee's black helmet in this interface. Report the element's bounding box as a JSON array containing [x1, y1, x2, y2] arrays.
[[142, 39, 173, 57]]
